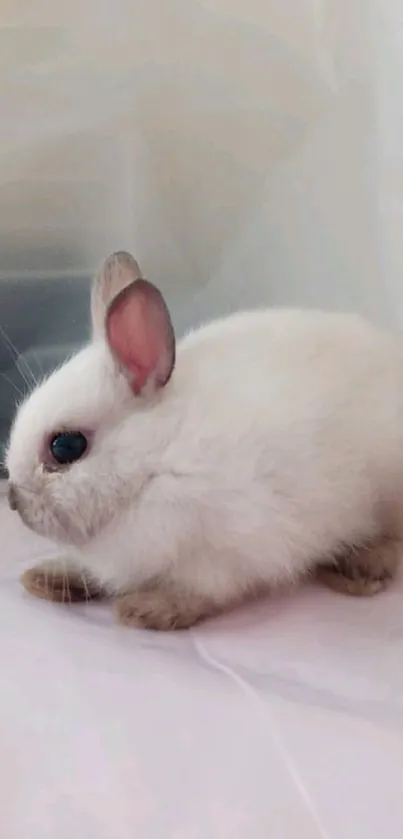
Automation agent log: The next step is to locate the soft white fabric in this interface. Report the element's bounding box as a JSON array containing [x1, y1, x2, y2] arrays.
[[2, 492, 403, 838]]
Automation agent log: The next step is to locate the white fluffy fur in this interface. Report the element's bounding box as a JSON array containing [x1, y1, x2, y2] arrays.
[[6, 255, 403, 613]]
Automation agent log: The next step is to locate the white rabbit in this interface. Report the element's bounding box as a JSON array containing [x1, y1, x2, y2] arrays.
[[5, 251, 403, 629]]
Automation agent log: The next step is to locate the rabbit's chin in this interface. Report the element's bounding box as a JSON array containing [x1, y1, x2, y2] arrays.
[[12, 484, 109, 548]]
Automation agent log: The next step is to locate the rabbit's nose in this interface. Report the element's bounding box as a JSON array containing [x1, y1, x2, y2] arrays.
[[7, 483, 18, 511]]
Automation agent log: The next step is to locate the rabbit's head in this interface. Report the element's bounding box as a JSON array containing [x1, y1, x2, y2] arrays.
[[6, 252, 176, 546]]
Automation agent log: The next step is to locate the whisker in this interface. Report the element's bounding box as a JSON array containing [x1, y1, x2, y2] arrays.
[[67, 578, 72, 604], [0, 324, 37, 388], [14, 359, 33, 391], [17, 355, 37, 389], [62, 568, 68, 603], [0, 324, 19, 360], [62, 560, 72, 604], [31, 350, 45, 380], [80, 570, 91, 603]]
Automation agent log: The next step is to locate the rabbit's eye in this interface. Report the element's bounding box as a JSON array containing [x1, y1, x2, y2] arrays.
[[50, 432, 88, 465]]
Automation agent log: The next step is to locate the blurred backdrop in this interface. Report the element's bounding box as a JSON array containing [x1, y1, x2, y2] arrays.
[[1, 0, 403, 467]]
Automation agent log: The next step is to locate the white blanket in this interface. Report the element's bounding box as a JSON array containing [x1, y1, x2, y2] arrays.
[[2, 493, 403, 839]]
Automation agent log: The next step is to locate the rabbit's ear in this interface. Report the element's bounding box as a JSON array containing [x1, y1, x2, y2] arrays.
[[106, 278, 176, 394], [91, 251, 143, 338]]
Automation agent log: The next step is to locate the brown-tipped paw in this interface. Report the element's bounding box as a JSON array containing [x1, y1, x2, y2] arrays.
[[316, 537, 399, 597], [114, 589, 208, 631], [21, 560, 103, 603], [315, 567, 390, 596]]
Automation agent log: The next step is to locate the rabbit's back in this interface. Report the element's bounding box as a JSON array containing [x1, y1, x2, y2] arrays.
[[153, 308, 403, 588]]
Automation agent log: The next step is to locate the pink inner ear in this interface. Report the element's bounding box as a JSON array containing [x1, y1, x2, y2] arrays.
[[106, 279, 175, 393]]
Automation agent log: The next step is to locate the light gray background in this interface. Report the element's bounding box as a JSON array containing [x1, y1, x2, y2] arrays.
[[2, 2, 403, 468]]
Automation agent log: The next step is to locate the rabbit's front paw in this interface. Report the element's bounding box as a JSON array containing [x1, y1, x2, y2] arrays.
[[21, 560, 103, 603]]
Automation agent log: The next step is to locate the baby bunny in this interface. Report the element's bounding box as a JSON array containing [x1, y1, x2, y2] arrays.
[[6, 251, 403, 629]]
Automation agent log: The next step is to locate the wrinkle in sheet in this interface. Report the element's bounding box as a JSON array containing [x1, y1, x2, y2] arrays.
[[190, 633, 332, 839]]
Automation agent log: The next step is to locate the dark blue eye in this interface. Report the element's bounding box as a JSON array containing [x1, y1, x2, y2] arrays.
[[50, 432, 88, 465]]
